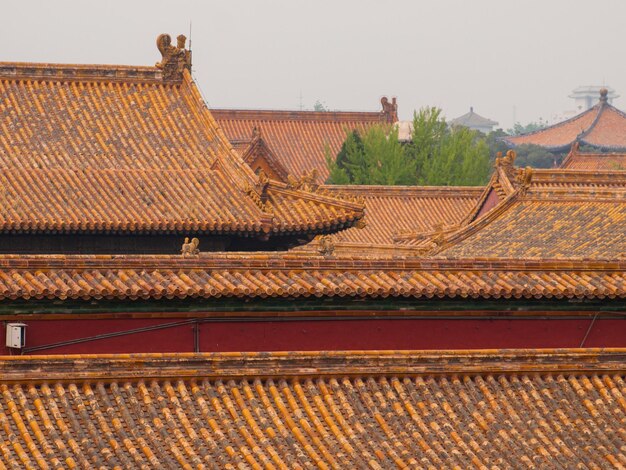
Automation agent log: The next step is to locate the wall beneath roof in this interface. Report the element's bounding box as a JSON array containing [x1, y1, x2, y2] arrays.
[[3, 316, 625, 355]]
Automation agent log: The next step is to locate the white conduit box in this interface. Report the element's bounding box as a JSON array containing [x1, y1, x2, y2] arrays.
[[6, 323, 27, 349]]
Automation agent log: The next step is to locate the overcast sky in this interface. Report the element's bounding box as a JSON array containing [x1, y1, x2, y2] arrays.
[[2, 0, 625, 128]]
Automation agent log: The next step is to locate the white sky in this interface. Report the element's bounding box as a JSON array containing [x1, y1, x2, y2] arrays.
[[2, 0, 625, 128]]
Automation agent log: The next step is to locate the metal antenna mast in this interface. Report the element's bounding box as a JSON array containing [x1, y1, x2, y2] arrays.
[[189, 21, 192, 50]]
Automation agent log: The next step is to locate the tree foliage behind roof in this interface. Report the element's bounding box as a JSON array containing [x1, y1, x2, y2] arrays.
[[326, 107, 491, 186], [326, 125, 416, 185]]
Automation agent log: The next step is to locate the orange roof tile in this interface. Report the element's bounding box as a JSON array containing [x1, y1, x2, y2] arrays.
[[320, 185, 482, 245], [291, 185, 483, 258], [560, 143, 626, 170], [1, 349, 626, 467], [504, 89, 626, 150], [0, 254, 623, 300], [235, 127, 290, 181], [0, 38, 364, 239], [402, 152, 626, 259], [212, 102, 396, 182]]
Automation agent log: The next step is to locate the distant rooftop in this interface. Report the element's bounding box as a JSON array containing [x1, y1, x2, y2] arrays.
[[505, 88, 626, 150], [449, 107, 498, 131], [570, 85, 619, 100]]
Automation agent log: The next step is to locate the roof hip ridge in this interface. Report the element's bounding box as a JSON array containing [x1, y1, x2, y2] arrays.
[[2, 349, 626, 382]]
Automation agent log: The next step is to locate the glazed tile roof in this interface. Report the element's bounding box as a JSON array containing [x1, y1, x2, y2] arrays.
[[1, 349, 626, 468], [212, 103, 395, 182], [504, 89, 626, 150], [235, 127, 290, 181], [320, 185, 482, 245], [0, 167, 364, 234], [0, 254, 623, 300], [292, 185, 482, 257], [560, 144, 626, 170], [0, 49, 363, 237], [397, 152, 626, 259]]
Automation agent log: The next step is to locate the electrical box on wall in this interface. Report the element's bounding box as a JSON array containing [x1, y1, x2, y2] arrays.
[[6, 323, 26, 349]]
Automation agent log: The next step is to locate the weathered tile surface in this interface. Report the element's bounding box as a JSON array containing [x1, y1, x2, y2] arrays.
[[0, 350, 625, 468]]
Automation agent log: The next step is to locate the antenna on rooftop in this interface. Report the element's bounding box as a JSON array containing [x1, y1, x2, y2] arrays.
[[189, 20, 192, 51], [299, 90, 303, 111]]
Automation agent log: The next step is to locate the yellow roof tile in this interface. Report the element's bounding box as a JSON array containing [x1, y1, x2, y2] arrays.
[[0, 36, 364, 239], [0, 349, 625, 467]]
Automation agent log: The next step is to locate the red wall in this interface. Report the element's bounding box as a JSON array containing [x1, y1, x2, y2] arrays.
[[3, 316, 624, 355]]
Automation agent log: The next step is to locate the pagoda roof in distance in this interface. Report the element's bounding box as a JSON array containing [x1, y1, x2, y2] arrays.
[[449, 107, 498, 128], [0, 34, 364, 240], [504, 88, 626, 150]]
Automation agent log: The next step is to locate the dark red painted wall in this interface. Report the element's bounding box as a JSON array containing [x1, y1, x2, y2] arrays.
[[3, 316, 624, 355], [476, 188, 499, 219]]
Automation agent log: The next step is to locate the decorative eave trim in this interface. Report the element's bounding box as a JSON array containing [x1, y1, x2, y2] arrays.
[[1, 349, 625, 383], [0, 253, 624, 271]]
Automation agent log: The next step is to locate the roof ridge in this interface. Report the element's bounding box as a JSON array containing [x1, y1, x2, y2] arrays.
[[2, 349, 625, 382], [322, 185, 483, 197], [577, 98, 611, 142], [432, 190, 521, 254], [210, 108, 387, 123], [1, 253, 623, 270], [0, 61, 164, 84], [239, 131, 290, 181], [503, 103, 602, 143]]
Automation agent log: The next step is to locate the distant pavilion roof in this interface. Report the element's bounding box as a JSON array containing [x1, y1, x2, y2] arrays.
[[504, 89, 626, 151], [449, 107, 498, 129]]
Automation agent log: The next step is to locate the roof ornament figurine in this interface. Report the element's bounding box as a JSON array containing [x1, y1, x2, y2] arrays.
[[155, 33, 191, 82], [244, 169, 271, 210], [181, 237, 200, 256], [287, 169, 319, 191], [380, 96, 398, 123], [354, 217, 367, 229], [499, 149, 516, 167], [317, 235, 335, 257], [494, 150, 518, 179], [516, 166, 534, 189]]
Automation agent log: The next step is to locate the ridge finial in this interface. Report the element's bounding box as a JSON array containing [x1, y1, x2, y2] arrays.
[[156, 33, 191, 82]]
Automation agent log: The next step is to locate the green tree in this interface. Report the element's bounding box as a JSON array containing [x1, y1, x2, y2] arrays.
[[484, 128, 509, 158], [327, 107, 492, 186], [506, 120, 548, 136], [405, 107, 491, 186], [405, 106, 447, 180], [313, 100, 328, 111], [512, 144, 558, 168], [326, 125, 416, 185]]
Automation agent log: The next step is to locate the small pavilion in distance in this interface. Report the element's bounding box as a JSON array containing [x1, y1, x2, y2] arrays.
[[449, 107, 499, 134]]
